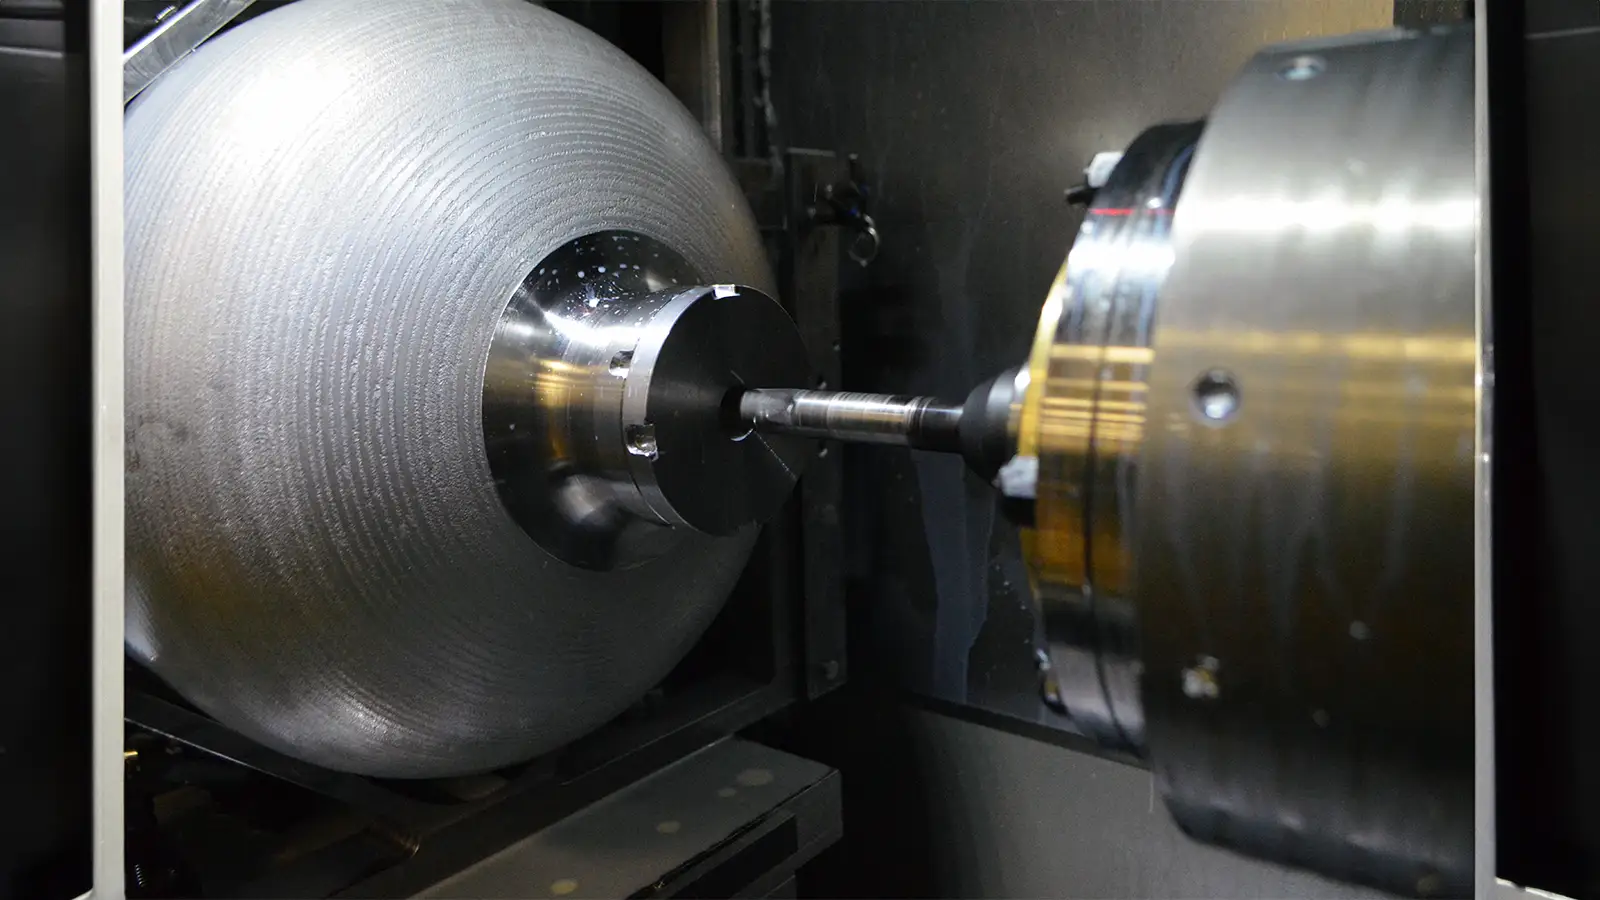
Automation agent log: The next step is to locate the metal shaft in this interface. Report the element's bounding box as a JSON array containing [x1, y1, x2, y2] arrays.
[[736, 389, 963, 452]]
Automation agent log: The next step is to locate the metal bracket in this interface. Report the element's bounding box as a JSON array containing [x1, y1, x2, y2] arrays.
[[123, 0, 255, 104], [805, 153, 880, 267], [775, 149, 850, 699]]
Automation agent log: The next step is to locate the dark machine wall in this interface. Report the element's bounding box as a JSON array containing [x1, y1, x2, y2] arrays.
[[1499, 0, 1600, 895], [0, 3, 91, 898], [897, 707, 1384, 898]]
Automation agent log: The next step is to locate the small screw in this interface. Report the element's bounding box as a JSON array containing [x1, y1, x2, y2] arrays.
[[822, 659, 841, 681], [1040, 667, 1067, 713], [624, 423, 659, 460]]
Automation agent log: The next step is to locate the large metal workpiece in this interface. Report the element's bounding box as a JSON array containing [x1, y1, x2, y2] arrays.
[[123, 0, 816, 781]]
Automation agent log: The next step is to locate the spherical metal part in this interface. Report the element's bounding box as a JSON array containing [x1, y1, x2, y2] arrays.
[[125, 0, 773, 777]]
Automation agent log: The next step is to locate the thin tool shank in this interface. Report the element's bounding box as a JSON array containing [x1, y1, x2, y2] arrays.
[[736, 389, 964, 452]]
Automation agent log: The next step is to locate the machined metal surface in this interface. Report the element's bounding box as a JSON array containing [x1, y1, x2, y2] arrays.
[[733, 367, 1024, 479], [1018, 121, 1203, 753], [124, 0, 775, 778], [611, 283, 808, 536], [485, 231, 809, 568], [739, 389, 962, 451], [122, 0, 254, 102], [1130, 27, 1476, 894], [1473, 6, 1492, 896]]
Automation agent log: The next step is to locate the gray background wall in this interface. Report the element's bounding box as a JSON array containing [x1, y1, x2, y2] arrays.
[[902, 708, 1387, 899]]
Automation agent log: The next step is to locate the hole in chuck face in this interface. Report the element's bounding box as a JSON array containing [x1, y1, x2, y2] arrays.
[[1192, 369, 1241, 424], [721, 388, 755, 442]]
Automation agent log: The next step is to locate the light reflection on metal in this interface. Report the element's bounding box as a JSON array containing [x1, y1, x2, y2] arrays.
[[483, 230, 811, 570], [1131, 27, 1476, 893], [1177, 195, 1477, 235], [1018, 121, 1204, 752]]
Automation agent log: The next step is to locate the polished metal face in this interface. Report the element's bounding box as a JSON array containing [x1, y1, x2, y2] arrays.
[[484, 232, 702, 569], [615, 282, 813, 536], [484, 231, 812, 569]]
